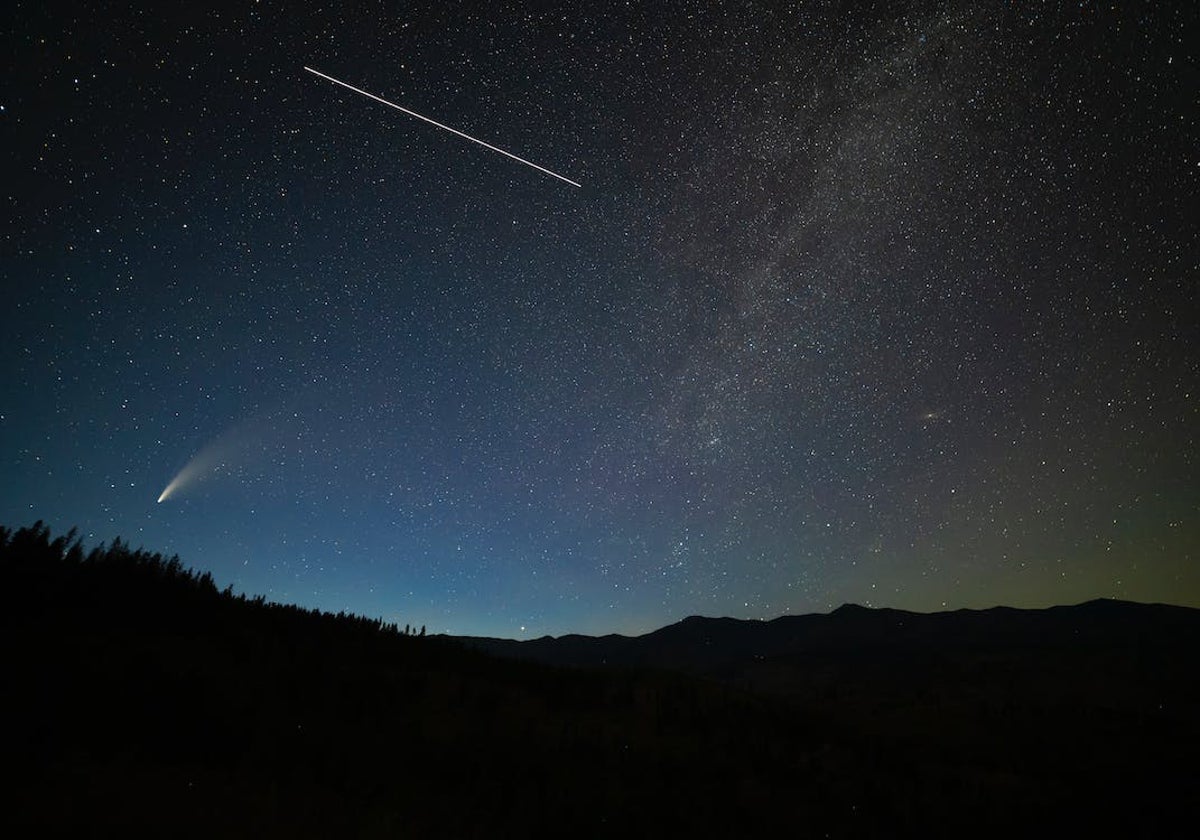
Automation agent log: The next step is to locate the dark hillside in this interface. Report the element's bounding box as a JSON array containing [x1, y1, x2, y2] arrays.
[[0, 522, 830, 837], [466, 598, 1200, 837], [3, 522, 1197, 837]]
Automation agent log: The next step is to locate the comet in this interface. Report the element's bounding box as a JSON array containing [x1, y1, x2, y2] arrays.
[[303, 66, 581, 188], [159, 472, 187, 499], [156, 416, 269, 504], [156, 441, 233, 503]]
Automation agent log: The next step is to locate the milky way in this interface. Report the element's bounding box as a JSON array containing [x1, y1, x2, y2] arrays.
[[2, 2, 1195, 636]]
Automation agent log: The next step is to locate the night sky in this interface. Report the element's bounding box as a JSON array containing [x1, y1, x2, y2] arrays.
[[3, 1, 1196, 637]]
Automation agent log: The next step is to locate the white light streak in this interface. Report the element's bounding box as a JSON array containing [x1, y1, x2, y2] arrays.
[[303, 66, 581, 188]]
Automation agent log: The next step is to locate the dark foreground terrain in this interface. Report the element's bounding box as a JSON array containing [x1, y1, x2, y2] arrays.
[[3, 521, 1197, 837]]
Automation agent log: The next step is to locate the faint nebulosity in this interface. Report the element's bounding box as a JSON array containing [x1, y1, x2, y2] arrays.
[[2, 1, 1195, 636]]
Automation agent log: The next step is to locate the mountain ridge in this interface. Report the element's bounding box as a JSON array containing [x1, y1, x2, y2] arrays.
[[5, 521, 1197, 836], [473, 596, 1187, 645], [457, 597, 1200, 689]]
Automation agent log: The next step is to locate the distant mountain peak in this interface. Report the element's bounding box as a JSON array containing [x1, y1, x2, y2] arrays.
[[832, 603, 872, 614]]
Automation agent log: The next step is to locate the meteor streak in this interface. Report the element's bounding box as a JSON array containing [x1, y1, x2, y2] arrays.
[[304, 66, 581, 188]]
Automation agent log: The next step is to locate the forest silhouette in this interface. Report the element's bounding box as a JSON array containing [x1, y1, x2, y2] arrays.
[[4, 521, 1196, 837]]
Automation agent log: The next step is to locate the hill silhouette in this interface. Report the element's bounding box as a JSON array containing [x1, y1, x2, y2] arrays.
[[3, 521, 1197, 837], [463, 598, 1200, 696]]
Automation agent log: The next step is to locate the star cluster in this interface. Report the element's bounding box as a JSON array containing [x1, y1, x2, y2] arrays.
[[2, 1, 1196, 636]]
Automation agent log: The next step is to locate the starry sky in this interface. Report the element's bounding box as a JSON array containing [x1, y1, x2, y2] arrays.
[[3, 1, 1197, 637]]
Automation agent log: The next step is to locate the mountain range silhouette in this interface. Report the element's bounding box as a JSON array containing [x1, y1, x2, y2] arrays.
[[463, 598, 1200, 695], [5, 521, 1197, 837]]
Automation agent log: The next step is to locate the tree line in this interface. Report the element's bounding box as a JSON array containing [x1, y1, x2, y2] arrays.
[[0, 520, 425, 640]]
